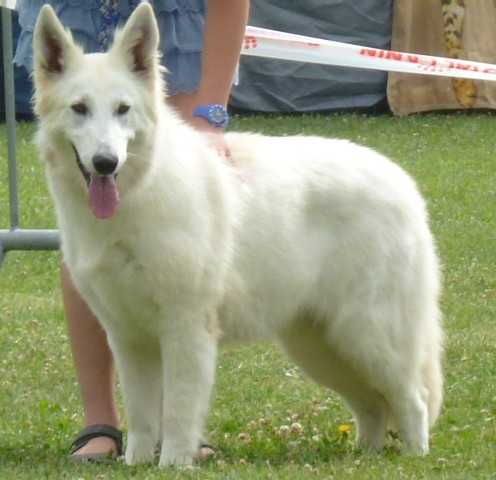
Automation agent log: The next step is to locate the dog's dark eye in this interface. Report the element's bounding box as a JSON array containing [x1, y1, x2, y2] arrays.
[[116, 103, 130, 115], [71, 102, 88, 115]]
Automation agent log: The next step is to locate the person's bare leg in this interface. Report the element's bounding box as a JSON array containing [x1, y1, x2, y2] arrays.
[[62, 263, 120, 457]]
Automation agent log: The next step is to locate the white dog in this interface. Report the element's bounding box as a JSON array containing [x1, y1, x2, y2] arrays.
[[33, 3, 443, 467]]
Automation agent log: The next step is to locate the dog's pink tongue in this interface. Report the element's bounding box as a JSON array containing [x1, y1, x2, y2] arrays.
[[88, 175, 120, 219]]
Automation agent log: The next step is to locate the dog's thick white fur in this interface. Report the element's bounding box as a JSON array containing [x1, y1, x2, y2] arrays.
[[33, 3, 443, 467]]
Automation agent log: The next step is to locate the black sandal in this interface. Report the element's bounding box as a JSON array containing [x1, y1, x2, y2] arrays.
[[197, 442, 216, 460], [70, 424, 123, 462]]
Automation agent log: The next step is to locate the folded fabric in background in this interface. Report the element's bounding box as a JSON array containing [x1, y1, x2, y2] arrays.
[[231, 0, 393, 113], [388, 0, 496, 115]]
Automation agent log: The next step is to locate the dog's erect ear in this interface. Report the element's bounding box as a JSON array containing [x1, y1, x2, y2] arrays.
[[110, 3, 159, 76], [33, 5, 79, 76]]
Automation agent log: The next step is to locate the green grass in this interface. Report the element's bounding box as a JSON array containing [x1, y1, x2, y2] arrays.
[[1, 113, 496, 479]]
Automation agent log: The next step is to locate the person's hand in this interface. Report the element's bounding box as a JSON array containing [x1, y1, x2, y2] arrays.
[[189, 116, 232, 162]]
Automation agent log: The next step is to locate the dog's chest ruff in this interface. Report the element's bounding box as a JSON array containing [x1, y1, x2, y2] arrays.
[[69, 234, 167, 329]]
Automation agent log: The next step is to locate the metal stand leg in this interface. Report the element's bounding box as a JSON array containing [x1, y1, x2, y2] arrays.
[[0, 7, 60, 268], [2, 6, 19, 229]]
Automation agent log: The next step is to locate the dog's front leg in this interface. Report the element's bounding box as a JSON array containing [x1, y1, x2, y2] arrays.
[[158, 311, 218, 468], [108, 334, 163, 465]]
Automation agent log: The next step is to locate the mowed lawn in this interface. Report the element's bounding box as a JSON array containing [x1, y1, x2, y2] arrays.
[[0, 113, 495, 479]]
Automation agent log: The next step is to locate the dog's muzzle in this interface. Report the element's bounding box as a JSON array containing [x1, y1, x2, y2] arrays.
[[71, 144, 120, 220]]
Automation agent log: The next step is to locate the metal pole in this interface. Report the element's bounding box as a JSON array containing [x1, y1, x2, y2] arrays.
[[2, 6, 20, 229], [0, 229, 60, 251]]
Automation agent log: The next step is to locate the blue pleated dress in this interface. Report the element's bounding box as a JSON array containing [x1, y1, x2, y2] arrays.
[[14, 0, 206, 95]]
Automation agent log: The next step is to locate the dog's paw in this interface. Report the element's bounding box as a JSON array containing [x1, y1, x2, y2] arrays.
[[404, 441, 429, 457], [125, 432, 156, 465], [159, 448, 194, 468], [159, 453, 194, 468]]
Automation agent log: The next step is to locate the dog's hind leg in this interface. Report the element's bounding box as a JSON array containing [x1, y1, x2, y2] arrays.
[[335, 319, 431, 455], [384, 383, 430, 455], [387, 320, 443, 455], [108, 334, 162, 465], [280, 321, 388, 451], [358, 315, 434, 455], [158, 310, 218, 468], [345, 394, 388, 451]]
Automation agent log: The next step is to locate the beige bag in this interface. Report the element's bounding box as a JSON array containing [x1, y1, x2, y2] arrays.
[[387, 0, 496, 115]]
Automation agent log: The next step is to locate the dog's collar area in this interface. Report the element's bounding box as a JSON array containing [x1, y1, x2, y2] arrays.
[[72, 144, 91, 186]]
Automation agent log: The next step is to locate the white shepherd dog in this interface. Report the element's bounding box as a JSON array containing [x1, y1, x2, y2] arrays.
[[33, 3, 443, 467]]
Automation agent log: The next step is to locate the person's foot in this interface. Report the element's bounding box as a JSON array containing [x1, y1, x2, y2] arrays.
[[197, 443, 215, 461], [71, 436, 118, 459], [70, 424, 123, 462]]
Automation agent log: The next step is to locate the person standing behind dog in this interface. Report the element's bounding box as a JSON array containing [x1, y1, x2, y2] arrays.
[[14, 0, 249, 461]]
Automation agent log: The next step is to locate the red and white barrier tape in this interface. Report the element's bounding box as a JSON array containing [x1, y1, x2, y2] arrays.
[[243, 26, 496, 82], [1, 1, 494, 82]]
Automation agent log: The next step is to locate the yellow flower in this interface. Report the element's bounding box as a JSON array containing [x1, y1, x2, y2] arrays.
[[338, 423, 352, 434]]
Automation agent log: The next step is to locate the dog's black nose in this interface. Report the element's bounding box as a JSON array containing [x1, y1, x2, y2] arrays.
[[93, 154, 118, 175]]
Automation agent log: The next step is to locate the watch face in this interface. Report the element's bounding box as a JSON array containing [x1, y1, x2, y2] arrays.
[[209, 105, 227, 125], [193, 104, 229, 127]]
